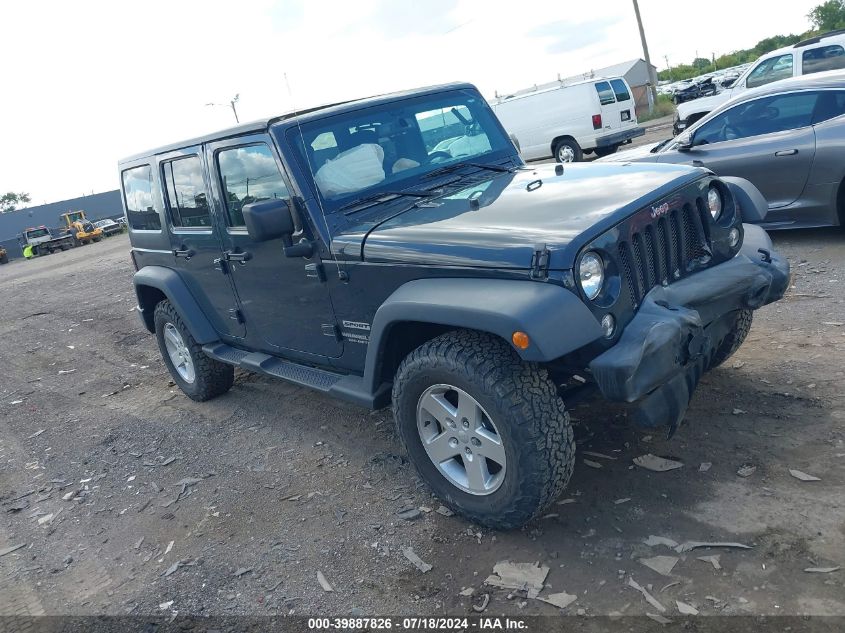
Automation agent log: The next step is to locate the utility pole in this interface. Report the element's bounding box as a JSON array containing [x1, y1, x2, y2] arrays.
[[664, 54, 672, 81], [632, 0, 659, 111]]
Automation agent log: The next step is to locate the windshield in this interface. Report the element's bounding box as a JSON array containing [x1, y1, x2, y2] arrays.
[[26, 228, 50, 239], [288, 89, 515, 212]]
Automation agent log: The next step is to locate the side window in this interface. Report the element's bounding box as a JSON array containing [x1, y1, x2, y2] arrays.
[[121, 165, 161, 231], [802, 45, 845, 75], [594, 81, 616, 105], [217, 144, 290, 227], [811, 90, 845, 124], [746, 54, 793, 89], [162, 156, 211, 228], [610, 79, 631, 102], [693, 92, 819, 145]]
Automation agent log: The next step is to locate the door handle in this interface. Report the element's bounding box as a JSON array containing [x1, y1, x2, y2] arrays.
[[223, 250, 251, 264], [775, 149, 798, 156], [691, 160, 705, 166], [173, 248, 194, 260]]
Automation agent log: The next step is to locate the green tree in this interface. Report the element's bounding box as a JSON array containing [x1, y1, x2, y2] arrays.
[[0, 192, 31, 213], [692, 57, 711, 71], [808, 0, 845, 31]]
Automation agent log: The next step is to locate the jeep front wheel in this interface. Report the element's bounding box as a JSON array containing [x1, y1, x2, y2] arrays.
[[154, 300, 234, 401], [392, 330, 574, 529]]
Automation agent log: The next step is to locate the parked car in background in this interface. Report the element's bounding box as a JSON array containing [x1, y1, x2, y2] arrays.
[[490, 76, 644, 162], [598, 71, 845, 229], [94, 218, 122, 236], [674, 30, 845, 135], [673, 76, 719, 104]]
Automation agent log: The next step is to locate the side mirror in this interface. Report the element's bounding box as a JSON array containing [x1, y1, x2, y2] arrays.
[[242, 199, 294, 243], [676, 133, 693, 151]]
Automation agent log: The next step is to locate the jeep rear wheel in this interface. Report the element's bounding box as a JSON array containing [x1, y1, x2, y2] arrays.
[[709, 309, 753, 369], [154, 300, 234, 401], [392, 330, 575, 529]]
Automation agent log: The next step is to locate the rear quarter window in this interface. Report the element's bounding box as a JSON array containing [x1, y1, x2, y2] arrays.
[[802, 45, 845, 75], [122, 165, 161, 231]]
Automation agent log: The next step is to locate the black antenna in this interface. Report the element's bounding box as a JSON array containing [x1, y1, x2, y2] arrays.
[[284, 72, 346, 280]]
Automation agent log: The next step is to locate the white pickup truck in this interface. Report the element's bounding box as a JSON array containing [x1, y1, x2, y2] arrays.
[[675, 30, 845, 135]]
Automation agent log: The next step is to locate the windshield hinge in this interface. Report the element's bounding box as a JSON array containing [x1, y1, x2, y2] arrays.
[[530, 243, 550, 280]]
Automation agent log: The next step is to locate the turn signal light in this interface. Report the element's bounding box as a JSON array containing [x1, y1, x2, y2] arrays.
[[512, 331, 530, 350], [592, 114, 603, 130]]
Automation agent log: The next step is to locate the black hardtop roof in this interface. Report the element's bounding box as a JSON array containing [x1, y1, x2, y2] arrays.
[[119, 82, 476, 164]]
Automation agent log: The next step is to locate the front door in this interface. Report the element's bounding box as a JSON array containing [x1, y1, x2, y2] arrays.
[[205, 134, 343, 359], [159, 148, 245, 338], [661, 91, 818, 209]]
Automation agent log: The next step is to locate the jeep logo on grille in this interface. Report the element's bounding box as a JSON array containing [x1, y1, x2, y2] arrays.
[[650, 202, 670, 219]]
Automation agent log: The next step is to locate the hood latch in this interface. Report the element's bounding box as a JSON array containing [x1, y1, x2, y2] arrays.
[[530, 243, 550, 280]]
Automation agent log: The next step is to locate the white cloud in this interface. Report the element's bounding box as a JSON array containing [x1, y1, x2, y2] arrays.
[[0, 0, 820, 202]]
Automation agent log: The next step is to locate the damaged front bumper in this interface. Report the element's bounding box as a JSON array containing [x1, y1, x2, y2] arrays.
[[588, 223, 789, 432]]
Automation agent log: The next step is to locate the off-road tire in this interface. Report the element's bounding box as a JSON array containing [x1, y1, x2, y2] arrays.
[[154, 300, 234, 401], [709, 309, 753, 369], [392, 330, 575, 529], [553, 138, 583, 163]]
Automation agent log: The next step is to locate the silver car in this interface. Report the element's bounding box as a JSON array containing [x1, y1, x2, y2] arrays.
[[599, 71, 845, 229]]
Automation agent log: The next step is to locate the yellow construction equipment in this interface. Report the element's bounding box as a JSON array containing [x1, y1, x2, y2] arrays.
[[60, 210, 103, 245]]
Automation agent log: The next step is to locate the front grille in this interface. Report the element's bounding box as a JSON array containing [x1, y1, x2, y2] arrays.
[[619, 199, 712, 306]]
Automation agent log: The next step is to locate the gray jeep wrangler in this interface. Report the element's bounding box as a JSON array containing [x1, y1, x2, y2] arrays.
[[120, 83, 789, 528]]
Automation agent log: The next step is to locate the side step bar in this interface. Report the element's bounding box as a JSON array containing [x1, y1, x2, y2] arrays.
[[202, 343, 390, 409]]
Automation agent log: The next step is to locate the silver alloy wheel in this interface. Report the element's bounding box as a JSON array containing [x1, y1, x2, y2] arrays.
[[416, 384, 506, 495], [163, 323, 196, 384], [557, 144, 576, 163]]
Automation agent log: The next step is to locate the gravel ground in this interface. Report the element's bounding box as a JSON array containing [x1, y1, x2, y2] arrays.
[[0, 228, 843, 619]]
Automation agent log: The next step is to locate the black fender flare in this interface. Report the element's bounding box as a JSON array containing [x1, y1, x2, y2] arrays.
[[722, 176, 768, 223], [133, 266, 218, 344], [362, 277, 604, 392]]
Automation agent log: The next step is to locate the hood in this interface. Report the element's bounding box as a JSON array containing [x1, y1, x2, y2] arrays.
[[332, 163, 703, 270], [595, 142, 663, 163], [677, 91, 731, 119]]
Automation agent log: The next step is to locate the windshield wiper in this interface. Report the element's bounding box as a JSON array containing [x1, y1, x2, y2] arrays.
[[650, 139, 672, 153], [422, 161, 512, 180], [339, 189, 434, 215]]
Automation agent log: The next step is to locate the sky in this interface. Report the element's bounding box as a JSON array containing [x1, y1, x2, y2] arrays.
[[0, 0, 821, 204]]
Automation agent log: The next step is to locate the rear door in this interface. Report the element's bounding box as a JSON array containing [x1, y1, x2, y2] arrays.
[[158, 148, 246, 338], [205, 134, 343, 359], [594, 79, 638, 134], [661, 91, 818, 208]]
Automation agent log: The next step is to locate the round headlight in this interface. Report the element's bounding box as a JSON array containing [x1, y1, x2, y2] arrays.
[[579, 252, 604, 300], [707, 185, 722, 220]]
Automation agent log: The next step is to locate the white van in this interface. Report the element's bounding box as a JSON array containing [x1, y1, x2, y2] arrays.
[[675, 30, 845, 134], [490, 76, 645, 162]]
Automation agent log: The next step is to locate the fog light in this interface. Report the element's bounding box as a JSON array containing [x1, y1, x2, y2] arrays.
[[728, 227, 740, 248], [601, 314, 615, 338]]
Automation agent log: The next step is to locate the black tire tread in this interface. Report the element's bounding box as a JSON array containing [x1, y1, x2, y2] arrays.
[[709, 309, 753, 369], [392, 330, 574, 529], [154, 300, 233, 401]]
